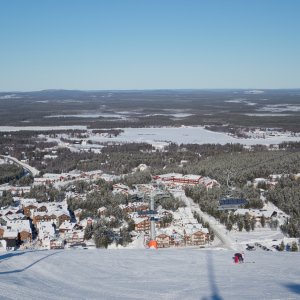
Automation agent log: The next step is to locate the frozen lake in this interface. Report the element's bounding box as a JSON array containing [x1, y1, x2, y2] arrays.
[[89, 126, 300, 146], [1, 125, 300, 145]]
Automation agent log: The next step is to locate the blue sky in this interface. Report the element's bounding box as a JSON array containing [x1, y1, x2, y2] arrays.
[[0, 0, 300, 91]]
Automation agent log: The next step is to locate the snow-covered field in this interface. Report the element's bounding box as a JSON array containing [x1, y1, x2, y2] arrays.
[[87, 126, 300, 146], [0, 249, 299, 300]]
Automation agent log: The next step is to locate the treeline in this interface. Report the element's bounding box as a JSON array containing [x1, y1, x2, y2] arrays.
[[92, 129, 123, 136], [184, 185, 263, 215], [25, 185, 65, 202], [185, 185, 263, 228], [0, 164, 24, 184], [0, 191, 14, 208], [67, 180, 126, 221], [30, 142, 249, 175], [267, 177, 300, 237], [159, 150, 300, 186]]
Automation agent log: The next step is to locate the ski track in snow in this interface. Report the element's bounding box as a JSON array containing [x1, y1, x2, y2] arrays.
[[0, 249, 299, 300]]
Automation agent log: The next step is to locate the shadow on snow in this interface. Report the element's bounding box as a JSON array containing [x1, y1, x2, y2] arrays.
[[201, 251, 223, 300], [0, 251, 60, 275], [283, 283, 300, 295]]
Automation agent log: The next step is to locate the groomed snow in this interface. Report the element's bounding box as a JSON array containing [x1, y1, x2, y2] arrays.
[[0, 249, 299, 300]]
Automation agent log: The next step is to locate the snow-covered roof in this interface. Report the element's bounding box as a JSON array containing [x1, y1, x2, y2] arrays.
[[59, 221, 75, 231], [20, 198, 38, 206], [3, 230, 18, 238], [133, 217, 148, 224], [6, 219, 31, 233]]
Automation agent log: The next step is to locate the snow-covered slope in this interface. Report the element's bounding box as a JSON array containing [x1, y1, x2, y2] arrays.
[[0, 249, 299, 300]]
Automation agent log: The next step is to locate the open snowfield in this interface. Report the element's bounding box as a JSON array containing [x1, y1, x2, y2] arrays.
[[1, 249, 299, 300]]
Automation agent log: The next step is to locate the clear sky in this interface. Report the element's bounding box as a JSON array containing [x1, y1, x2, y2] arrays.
[[1, 0, 300, 91]]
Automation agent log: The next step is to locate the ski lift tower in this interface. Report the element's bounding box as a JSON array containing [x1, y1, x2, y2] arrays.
[[148, 192, 158, 249]]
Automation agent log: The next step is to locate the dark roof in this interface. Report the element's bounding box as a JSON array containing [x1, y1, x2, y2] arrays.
[[138, 210, 157, 215], [219, 198, 248, 206]]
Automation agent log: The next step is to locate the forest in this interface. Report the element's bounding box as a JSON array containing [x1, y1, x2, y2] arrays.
[[0, 164, 24, 185]]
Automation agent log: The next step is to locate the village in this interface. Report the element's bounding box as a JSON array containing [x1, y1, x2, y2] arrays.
[[0, 166, 221, 251], [1, 155, 297, 253]]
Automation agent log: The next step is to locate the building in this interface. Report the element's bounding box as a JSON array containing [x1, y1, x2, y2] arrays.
[[218, 198, 248, 211], [153, 173, 220, 189], [133, 217, 150, 232], [156, 233, 171, 248]]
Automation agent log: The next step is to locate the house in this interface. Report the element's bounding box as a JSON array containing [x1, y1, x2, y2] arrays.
[[64, 230, 84, 244], [156, 233, 171, 248], [33, 212, 57, 225], [37, 204, 48, 212], [36, 221, 56, 242], [6, 219, 32, 242], [50, 238, 64, 250], [120, 202, 149, 214], [57, 212, 71, 226], [98, 206, 107, 216], [133, 217, 150, 232], [185, 228, 209, 246], [0, 226, 4, 238], [2, 231, 18, 250], [23, 203, 38, 218], [59, 221, 75, 234], [19, 229, 32, 242]]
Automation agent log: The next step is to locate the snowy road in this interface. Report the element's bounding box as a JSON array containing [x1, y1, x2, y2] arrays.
[[171, 190, 234, 250], [1, 155, 40, 177], [0, 249, 299, 300]]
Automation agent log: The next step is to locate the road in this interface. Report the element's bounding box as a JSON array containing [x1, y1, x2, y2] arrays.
[[0, 155, 40, 177]]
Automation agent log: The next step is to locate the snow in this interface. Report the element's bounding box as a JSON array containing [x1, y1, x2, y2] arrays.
[[0, 249, 299, 299], [85, 126, 300, 146], [258, 104, 300, 112], [1, 125, 300, 145]]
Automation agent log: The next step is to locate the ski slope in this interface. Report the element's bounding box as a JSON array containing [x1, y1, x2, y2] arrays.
[[0, 249, 299, 300]]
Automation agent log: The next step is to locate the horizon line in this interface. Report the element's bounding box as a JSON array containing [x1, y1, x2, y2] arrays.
[[1, 87, 300, 93]]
